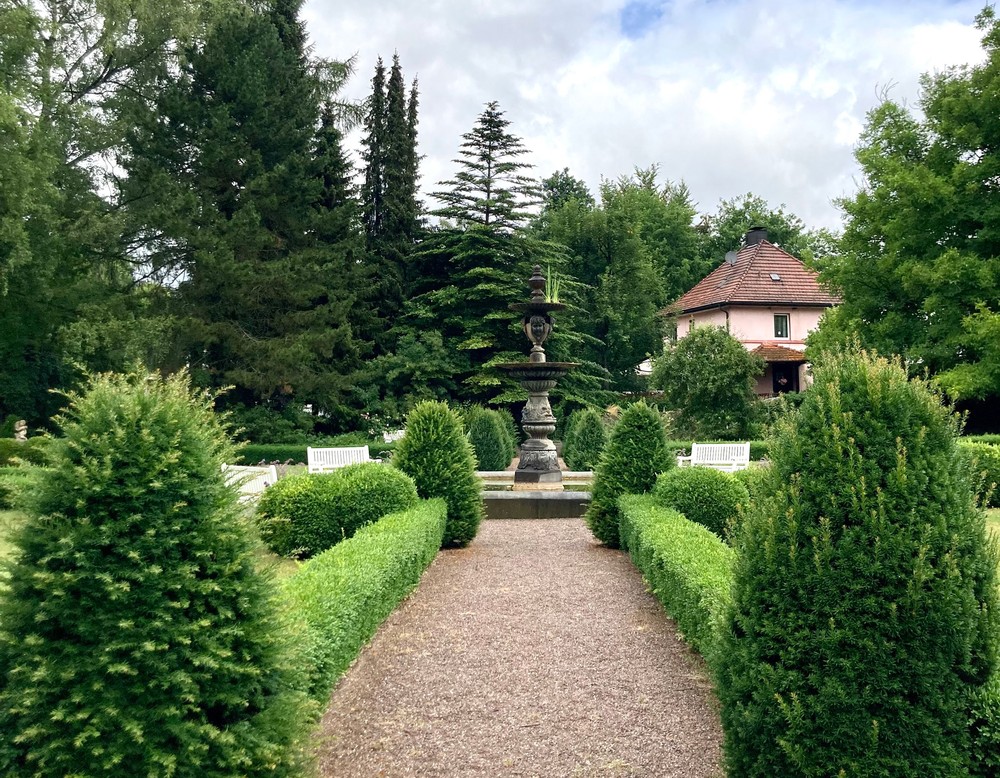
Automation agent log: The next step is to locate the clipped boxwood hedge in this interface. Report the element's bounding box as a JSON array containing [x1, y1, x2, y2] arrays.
[[666, 439, 770, 462], [0, 438, 52, 467], [282, 498, 446, 698], [238, 439, 398, 466], [256, 463, 419, 557], [618, 494, 735, 660]]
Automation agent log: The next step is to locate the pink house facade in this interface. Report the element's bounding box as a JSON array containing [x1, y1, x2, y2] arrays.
[[665, 229, 840, 396]]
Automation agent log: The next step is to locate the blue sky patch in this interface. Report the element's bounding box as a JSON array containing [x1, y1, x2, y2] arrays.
[[619, 1, 665, 39]]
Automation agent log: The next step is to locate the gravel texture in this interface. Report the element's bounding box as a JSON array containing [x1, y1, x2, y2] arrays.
[[315, 518, 724, 777]]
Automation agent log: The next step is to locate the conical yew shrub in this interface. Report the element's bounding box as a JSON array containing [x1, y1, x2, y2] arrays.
[[0, 371, 311, 777], [717, 350, 1000, 776], [585, 401, 671, 547], [393, 401, 483, 546]]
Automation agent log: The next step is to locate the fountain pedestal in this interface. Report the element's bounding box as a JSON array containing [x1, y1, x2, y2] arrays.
[[496, 266, 577, 491]]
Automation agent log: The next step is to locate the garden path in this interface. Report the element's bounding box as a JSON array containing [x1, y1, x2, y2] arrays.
[[314, 519, 723, 777]]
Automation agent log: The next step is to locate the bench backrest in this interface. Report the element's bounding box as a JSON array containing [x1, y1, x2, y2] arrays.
[[690, 442, 751, 471], [307, 445, 371, 473], [222, 464, 278, 501]]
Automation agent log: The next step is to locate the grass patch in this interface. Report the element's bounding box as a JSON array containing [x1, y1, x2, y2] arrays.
[[988, 508, 1000, 541]]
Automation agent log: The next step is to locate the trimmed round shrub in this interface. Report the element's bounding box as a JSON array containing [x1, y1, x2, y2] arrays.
[[564, 408, 607, 471], [960, 441, 1000, 508], [652, 466, 749, 539], [0, 370, 311, 777], [717, 350, 1000, 777], [466, 407, 511, 471], [585, 401, 672, 548], [255, 463, 418, 557], [393, 401, 483, 547], [393, 401, 483, 546]]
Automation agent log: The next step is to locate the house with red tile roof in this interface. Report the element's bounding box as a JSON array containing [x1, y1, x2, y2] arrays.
[[663, 227, 840, 395]]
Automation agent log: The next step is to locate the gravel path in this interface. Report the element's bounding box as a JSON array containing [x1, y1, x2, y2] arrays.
[[315, 519, 724, 777]]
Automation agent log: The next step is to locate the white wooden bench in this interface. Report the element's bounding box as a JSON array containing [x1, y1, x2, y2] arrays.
[[222, 464, 278, 501], [676, 442, 751, 472], [307, 445, 377, 473]]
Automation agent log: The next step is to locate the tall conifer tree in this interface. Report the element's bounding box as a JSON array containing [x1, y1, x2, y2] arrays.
[[122, 2, 370, 427]]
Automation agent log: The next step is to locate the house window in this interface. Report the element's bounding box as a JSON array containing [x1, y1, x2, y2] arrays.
[[688, 318, 695, 333], [774, 313, 789, 339]]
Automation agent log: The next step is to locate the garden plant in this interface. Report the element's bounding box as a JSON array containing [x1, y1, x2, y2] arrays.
[[393, 401, 483, 546], [585, 401, 671, 547], [0, 371, 311, 777], [256, 461, 419, 557], [652, 466, 749, 540], [564, 408, 607, 471], [717, 349, 1000, 776]]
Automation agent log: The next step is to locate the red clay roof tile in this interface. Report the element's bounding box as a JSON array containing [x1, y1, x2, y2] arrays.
[[751, 343, 808, 362], [666, 240, 840, 314]]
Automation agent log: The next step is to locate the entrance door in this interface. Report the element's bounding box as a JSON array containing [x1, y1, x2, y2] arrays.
[[772, 363, 799, 394]]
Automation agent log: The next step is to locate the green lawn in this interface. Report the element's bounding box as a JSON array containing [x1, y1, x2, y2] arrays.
[[988, 508, 1000, 542]]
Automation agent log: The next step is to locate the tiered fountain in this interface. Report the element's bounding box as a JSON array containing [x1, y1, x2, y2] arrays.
[[496, 265, 577, 490]]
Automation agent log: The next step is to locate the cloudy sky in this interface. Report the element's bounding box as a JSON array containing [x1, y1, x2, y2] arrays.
[[302, 0, 989, 231]]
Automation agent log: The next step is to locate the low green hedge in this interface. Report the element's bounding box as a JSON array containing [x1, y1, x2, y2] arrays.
[[665, 439, 770, 462], [256, 463, 419, 557], [965, 434, 1000, 446], [0, 438, 52, 467], [238, 439, 398, 466], [618, 494, 735, 661], [282, 498, 446, 699]]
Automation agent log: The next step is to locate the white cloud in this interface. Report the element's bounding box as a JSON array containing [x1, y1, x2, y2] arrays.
[[303, 0, 988, 232]]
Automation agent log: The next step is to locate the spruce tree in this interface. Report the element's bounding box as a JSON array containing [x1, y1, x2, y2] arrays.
[[717, 349, 1000, 776], [122, 3, 370, 428], [0, 370, 311, 776]]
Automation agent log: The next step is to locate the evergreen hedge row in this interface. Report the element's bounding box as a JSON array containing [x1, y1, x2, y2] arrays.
[[666, 439, 770, 462], [237, 438, 397, 466], [282, 499, 446, 698], [618, 494, 735, 659]]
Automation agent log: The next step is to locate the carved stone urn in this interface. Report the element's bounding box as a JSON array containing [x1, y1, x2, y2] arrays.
[[495, 266, 577, 490]]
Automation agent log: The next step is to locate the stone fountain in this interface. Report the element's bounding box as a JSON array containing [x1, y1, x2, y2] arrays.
[[496, 265, 577, 491]]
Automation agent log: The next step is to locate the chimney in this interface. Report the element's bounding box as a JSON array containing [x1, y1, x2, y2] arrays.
[[743, 226, 768, 246]]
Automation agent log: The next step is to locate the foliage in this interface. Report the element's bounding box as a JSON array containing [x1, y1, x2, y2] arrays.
[[563, 408, 607, 471], [959, 441, 1000, 509], [255, 463, 418, 557], [585, 401, 671, 547], [697, 192, 831, 264], [496, 407, 520, 460], [816, 12, 1000, 404], [0, 438, 52, 466], [465, 406, 512, 471], [392, 401, 483, 547], [619, 494, 735, 659], [731, 462, 775, 512], [0, 466, 41, 511], [282, 498, 446, 699], [0, 370, 312, 777], [651, 325, 764, 439], [122, 2, 372, 425], [652, 466, 749, 540], [717, 349, 1000, 777], [227, 404, 317, 443], [666, 438, 771, 462], [360, 54, 421, 346]]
